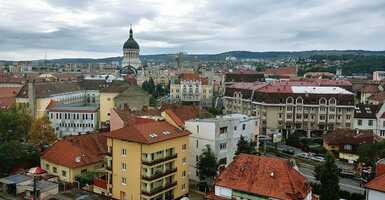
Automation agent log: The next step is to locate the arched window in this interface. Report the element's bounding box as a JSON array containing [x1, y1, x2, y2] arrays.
[[286, 97, 294, 104], [329, 97, 336, 105], [319, 97, 327, 105], [296, 97, 303, 104]]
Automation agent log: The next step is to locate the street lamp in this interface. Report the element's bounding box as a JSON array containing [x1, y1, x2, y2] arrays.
[[28, 167, 46, 200]]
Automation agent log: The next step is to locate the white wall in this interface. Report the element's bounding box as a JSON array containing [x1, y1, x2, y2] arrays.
[[367, 189, 385, 200], [186, 114, 257, 181]]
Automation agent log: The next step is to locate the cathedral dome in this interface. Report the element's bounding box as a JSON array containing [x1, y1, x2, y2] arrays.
[[123, 27, 139, 50]]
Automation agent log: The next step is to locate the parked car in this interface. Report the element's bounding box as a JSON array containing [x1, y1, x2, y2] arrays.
[[310, 156, 325, 162]]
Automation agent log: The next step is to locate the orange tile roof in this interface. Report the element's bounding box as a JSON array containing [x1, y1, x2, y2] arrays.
[[108, 119, 191, 144], [0, 87, 22, 98], [264, 66, 297, 77], [161, 104, 207, 127], [180, 73, 201, 81], [214, 154, 311, 200], [366, 173, 385, 193], [41, 133, 107, 169], [0, 97, 15, 109]]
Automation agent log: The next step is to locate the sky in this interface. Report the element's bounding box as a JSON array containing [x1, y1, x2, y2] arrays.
[[0, 0, 385, 60]]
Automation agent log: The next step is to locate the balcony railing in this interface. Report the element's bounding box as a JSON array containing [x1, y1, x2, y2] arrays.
[[141, 181, 177, 197], [142, 154, 177, 166], [142, 168, 177, 181]]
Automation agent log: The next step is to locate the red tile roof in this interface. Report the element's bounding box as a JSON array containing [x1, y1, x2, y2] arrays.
[[0, 97, 16, 109], [360, 84, 380, 93], [366, 173, 385, 193], [161, 104, 207, 127], [41, 133, 107, 168], [214, 154, 311, 200], [264, 66, 297, 77], [323, 129, 380, 145], [0, 87, 22, 98], [108, 119, 190, 144], [368, 92, 385, 102], [93, 178, 107, 189]]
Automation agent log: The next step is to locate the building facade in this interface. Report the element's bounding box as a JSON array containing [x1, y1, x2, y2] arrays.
[[185, 114, 257, 181], [106, 119, 190, 200], [224, 81, 355, 136], [170, 73, 213, 107], [47, 103, 99, 137]]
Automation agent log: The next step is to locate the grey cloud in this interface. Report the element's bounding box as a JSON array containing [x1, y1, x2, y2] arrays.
[[0, 0, 385, 60]]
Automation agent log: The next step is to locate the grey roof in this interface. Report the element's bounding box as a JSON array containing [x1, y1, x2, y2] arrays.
[[123, 28, 139, 49], [47, 104, 99, 112], [0, 174, 31, 184]]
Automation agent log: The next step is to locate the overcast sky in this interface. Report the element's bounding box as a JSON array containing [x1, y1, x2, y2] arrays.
[[1, 0, 385, 60]]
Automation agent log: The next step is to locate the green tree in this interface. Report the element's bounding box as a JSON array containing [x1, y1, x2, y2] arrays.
[[75, 171, 98, 187], [320, 152, 340, 200], [28, 115, 57, 146], [235, 135, 257, 155], [0, 142, 40, 176], [197, 145, 218, 186], [314, 164, 322, 181], [0, 107, 32, 142], [358, 141, 385, 167]]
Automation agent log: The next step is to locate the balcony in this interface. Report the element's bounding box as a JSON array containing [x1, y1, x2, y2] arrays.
[[141, 181, 177, 197], [142, 168, 177, 181], [142, 154, 177, 166]]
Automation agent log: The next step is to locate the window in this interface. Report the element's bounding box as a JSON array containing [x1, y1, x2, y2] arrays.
[[381, 130, 385, 137], [197, 125, 199, 133], [122, 163, 127, 171], [196, 140, 199, 148], [182, 157, 187, 164], [182, 144, 187, 150], [346, 115, 351, 120], [182, 184, 186, 190], [219, 127, 228, 134], [383, 121, 385, 127], [358, 119, 362, 126], [182, 170, 186, 177], [121, 148, 127, 156], [242, 124, 246, 130], [45, 164, 50, 170], [53, 167, 57, 173], [234, 126, 237, 131], [344, 144, 352, 151], [368, 120, 373, 126], [121, 177, 127, 185], [62, 170, 67, 177], [219, 143, 227, 150]]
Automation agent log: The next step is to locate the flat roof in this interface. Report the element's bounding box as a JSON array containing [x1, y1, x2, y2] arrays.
[[48, 104, 99, 112], [291, 86, 353, 95]]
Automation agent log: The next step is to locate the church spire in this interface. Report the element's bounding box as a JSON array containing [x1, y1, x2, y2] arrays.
[[129, 24, 133, 39]]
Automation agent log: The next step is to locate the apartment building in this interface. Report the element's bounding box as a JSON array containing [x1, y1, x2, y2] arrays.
[[170, 73, 213, 107], [106, 119, 190, 200], [185, 114, 257, 181], [47, 103, 99, 137], [353, 103, 385, 137], [224, 80, 355, 136]]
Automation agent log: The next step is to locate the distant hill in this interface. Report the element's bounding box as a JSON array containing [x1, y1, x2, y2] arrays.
[[1, 50, 385, 64]]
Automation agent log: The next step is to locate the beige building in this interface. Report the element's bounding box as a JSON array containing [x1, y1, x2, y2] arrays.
[[224, 81, 355, 137], [99, 84, 150, 127], [40, 133, 107, 183], [106, 119, 190, 200], [170, 72, 213, 107]]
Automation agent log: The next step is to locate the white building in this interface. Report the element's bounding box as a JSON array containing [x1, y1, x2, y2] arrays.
[[373, 71, 385, 81], [47, 104, 99, 138], [185, 114, 257, 181], [353, 103, 385, 138], [122, 26, 141, 70]]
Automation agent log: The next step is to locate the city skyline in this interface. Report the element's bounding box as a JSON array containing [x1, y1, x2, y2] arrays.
[[1, 0, 385, 60]]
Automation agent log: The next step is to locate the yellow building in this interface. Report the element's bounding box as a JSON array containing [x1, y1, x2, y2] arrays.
[[41, 133, 107, 183], [99, 84, 150, 127], [106, 119, 190, 200]]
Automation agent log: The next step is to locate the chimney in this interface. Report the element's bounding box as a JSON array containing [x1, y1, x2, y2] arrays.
[[28, 80, 36, 119], [376, 159, 385, 177]]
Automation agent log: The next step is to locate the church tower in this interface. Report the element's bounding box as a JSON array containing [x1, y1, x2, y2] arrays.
[[122, 25, 141, 70]]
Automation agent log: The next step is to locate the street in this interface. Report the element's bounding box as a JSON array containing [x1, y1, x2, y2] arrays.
[[297, 162, 364, 194]]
